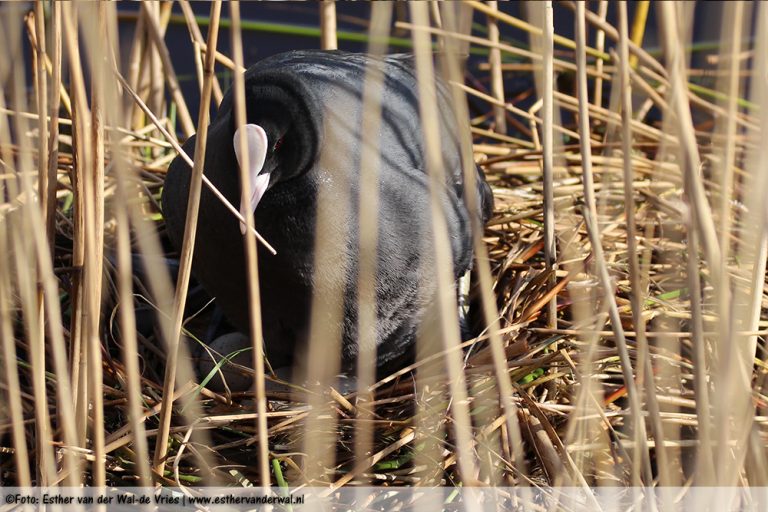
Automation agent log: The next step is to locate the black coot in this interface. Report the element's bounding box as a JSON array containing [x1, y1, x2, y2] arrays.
[[162, 50, 493, 378]]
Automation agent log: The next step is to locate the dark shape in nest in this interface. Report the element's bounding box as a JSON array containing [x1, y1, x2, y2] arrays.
[[162, 50, 494, 384]]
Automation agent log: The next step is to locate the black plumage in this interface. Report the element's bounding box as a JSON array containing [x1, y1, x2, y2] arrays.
[[162, 50, 493, 377]]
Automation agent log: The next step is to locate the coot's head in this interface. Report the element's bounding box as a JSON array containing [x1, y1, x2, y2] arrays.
[[232, 71, 321, 232]]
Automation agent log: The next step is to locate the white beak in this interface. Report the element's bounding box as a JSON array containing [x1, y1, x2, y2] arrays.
[[234, 124, 271, 235]]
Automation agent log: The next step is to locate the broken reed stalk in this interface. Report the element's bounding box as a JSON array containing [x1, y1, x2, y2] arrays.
[[409, 1, 479, 486], [147, 3, 165, 133], [229, 1, 271, 490], [574, 0, 652, 486], [153, 0, 222, 477]]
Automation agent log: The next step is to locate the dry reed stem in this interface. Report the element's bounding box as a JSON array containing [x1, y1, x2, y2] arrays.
[[539, 2, 556, 331], [32, 5, 48, 238], [353, 0, 393, 488], [574, 0, 652, 486], [61, 2, 89, 453], [124, 1, 146, 124], [440, 2, 527, 486], [178, 0, 224, 105], [718, 0, 768, 486], [153, 0, 222, 477], [486, 1, 506, 133], [91, 0, 154, 487], [396, 22, 611, 82], [466, 0, 607, 60], [141, 2, 195, 138], [21, 11, 72, 117], [409, 1, 479, 488], [617, 1, 670, 485], [112, 143, 153, 487], [592, 1, 609, 108], [229, 1, 270, 490], [45, 2, 62, 253], [2, 22, 79, 480], [0, 228, 31, 487], [320, 0, 338, 50], [565, 0, 667, 79], [715, 2, 744, 287], [80, 1, 110, 486]]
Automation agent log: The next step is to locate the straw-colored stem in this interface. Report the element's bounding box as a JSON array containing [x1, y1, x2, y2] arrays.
[[229, 1, 270, 490], [686, 224, 715, 484], [564, 0, 667, 79], [179, 0, 224, 105], [719, 0, 768, 486], [153, 0, 222, 477], [0, 229, 31, 486], [628, 1, 650, 69], [147, 2, 164, 129], [320, 0, 338, 50], [32, 4, 49, 230], [466, 0, 608, 61], [441, 0, 529, 483], [1, 27, 57, 481], [409, 0, 479, 486], [124, 0, 146, 124], [83, 1, 108, 487], [397, 22, 612, 82], [62, 0, 91, 458], [142, 2, 195, 138], [45, 2, 61, 253], [574, 0, 652, 486], [112, 147, 153, 486], [592, 1, 609, 108], [350, 0, 393, 488], [541, 2, 556, 331], [617, 0, 670, 485], [1, 19, 80, 485], [715, 2, 744, 287], [486, 1, 506, 133]]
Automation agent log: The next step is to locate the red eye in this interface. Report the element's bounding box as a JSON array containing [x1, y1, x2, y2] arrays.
[[273, 137, 283, 152]]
